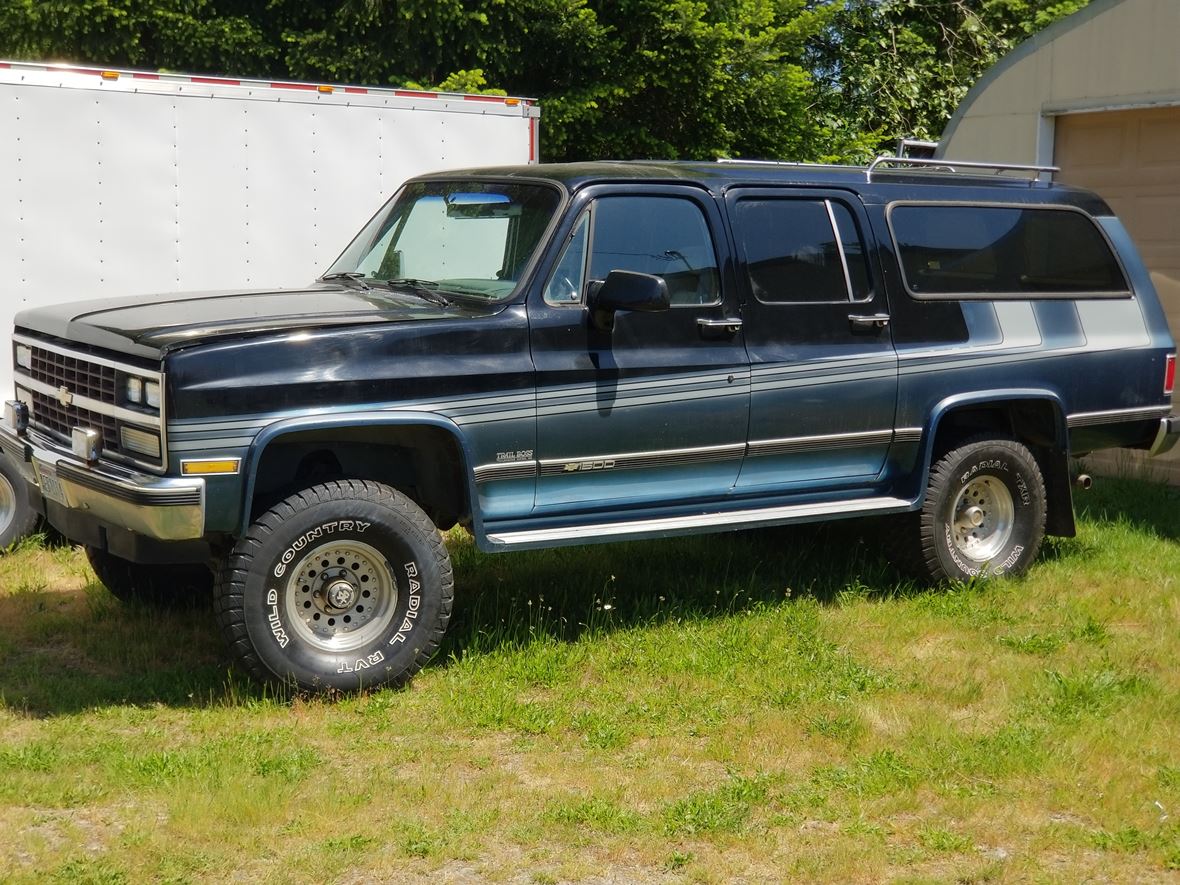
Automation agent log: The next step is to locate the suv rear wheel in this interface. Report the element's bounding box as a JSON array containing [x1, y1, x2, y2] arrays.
[[906, 437, 1046, 582], [214, 479, 452, 693]]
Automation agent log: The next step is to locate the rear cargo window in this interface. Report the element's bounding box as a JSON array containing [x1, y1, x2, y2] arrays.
[[890, 204, 1130, 299]]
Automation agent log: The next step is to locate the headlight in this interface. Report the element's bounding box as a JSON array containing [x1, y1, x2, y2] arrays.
[[144, 381, 161, 409], [126, 377, 143, 404], [15, 344, 31, 370]]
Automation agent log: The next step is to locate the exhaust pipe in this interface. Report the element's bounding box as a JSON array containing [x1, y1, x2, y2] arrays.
[[1075, 473, 1093, 490]]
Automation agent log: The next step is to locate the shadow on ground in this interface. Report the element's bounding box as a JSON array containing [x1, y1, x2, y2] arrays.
[[1, 517, 914, 715]]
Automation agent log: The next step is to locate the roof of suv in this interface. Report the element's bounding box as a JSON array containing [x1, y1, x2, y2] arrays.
[[420, 160, 1113, 213]]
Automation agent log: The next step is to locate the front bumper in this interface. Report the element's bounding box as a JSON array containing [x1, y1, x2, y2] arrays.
[[0, 420, 205, 541], [1150, 415, 1180, 457]]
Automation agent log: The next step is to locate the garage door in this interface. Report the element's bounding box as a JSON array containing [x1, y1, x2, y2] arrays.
[[1055, 106, 1180, 480]]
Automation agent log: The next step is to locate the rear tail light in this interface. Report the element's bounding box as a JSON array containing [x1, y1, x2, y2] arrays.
[[1166, 354, 1176, 396]]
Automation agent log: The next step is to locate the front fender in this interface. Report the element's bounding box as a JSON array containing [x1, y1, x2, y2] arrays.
[[238, 411, 483, 538]]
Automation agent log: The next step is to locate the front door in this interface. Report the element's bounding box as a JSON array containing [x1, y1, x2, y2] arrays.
[[725, 188, 898, 492], [529, 186, 750, 512]]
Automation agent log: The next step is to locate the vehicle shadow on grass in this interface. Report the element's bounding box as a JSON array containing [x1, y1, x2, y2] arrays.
[[439, 516, 914, 664], [1071, 472, 1180, 541], [0, 518, 911, 715], [0, 580, 272, 716]]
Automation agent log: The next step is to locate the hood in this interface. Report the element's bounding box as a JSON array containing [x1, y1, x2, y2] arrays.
[[14, 285, 505, 359]]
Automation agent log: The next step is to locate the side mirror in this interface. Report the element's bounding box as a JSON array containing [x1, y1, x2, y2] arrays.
[[587, 270, 669, 332]]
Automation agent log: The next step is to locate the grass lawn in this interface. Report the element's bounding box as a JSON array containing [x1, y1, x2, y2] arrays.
[[1, 476, 1178, 882]]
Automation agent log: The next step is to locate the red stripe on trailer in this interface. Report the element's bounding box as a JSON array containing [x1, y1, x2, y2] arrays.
[[192, 76, 239, 85], [463, 95, 505, 104], [272, 82, 319, 91], [344, 87, 368, 95], [395, 90, 438, 99], [0, 63, 9, 69], [529, 117, 538, 162], [132, 73, 161, 80]]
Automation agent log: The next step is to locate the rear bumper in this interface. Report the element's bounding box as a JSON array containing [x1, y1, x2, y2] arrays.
[[0, 422, 205, 541], [1150, 415, 1179, 457]]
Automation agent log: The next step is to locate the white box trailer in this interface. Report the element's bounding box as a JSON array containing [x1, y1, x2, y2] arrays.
[[0, 59, 540, 395]]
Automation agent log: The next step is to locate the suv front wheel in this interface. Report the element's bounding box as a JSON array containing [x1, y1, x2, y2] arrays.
[[907, 437, 1046, 582], [214, 479, 453, 693]]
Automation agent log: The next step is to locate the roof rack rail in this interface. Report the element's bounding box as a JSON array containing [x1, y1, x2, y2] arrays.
[[865, 155, 1059, 183]]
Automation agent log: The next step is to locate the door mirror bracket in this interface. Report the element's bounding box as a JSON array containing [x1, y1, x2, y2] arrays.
[[586, 270, 669, 332]]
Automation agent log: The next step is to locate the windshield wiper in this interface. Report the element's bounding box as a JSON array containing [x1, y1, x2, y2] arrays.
[[382, 278, 451, 308], [319, 271, 371, 291]]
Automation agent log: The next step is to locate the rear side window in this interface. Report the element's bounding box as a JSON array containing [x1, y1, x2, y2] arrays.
[[734, 198, 872, 304], [890, 204, 1130, 299]]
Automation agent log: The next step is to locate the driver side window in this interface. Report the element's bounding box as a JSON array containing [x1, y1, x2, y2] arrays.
[[543, 195, 721, 306]]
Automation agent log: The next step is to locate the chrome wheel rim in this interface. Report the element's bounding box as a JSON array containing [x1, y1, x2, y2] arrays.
[[0, 471, 15, 539], [284, 540, 398, 652], [951, 477, 1014, 563]]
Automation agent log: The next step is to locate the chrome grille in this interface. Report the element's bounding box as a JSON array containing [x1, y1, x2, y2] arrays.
[[29, 389, 121, 452], [28, 345, 118, 405], [14, 334, 165, 471]]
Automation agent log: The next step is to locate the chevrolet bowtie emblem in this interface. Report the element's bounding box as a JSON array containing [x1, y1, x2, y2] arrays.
[[57, 385, 73, 407]]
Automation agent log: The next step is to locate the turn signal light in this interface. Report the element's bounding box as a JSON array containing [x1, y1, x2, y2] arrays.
[[181, 459, 241, 476]]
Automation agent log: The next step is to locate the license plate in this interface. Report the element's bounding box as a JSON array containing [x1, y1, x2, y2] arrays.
[[34, 461, 68, 507]]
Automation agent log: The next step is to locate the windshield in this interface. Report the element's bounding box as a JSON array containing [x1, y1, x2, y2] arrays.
[[324, 180, 562, 301]]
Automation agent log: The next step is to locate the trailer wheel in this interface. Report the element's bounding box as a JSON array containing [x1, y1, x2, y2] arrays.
[[213, 479, 452, 693], [0, 455, 38, 550], [86, 547, 213, 607], [906, 436, 1046, 582]]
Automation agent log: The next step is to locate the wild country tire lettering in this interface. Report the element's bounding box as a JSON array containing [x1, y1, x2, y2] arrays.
[[273, 520, 371, 578]]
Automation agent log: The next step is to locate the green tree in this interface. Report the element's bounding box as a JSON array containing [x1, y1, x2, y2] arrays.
[[0, 0, 1093, 163], [810, 0, 1092, 161]]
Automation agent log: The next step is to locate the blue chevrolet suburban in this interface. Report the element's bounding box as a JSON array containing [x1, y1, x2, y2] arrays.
[[2, 157, 1176, 691]]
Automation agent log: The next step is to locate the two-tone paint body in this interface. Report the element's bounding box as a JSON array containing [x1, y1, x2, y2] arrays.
[[2, 161, 1175, 563]]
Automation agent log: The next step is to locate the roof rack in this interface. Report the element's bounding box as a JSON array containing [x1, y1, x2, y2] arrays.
[[865, 155, 1059, 183]]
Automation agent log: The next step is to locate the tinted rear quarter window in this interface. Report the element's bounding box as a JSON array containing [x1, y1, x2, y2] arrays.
[[891, 205, 1129, 298]]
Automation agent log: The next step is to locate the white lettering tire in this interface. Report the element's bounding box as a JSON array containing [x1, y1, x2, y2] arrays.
[[908, 437, 1046, 582], [214, 480, 453, 693]]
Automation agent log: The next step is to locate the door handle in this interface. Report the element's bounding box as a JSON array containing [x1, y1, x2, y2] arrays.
[[848, 313, 890, 331], [697, 317, 743, 336]]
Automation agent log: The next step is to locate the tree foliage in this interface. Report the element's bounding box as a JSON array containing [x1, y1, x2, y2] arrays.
[[0, 0, 1092, 163], [811, 0, 1091, 160]]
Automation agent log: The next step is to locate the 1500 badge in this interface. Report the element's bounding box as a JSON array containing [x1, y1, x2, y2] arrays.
[[563, 459, 616, 473]]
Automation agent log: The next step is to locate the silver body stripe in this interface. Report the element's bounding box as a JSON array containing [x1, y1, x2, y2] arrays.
[[747, 429, 892, 457], [1067, 405, 1170, 428], [488, 496, 912, 546]]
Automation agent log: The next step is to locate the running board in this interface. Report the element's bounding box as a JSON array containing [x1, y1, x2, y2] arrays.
[[486, 496, 913, 548]]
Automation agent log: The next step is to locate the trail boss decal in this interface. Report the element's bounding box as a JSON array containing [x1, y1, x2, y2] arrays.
[[390, 561, 422, 646], [274, 520, 371, 577]]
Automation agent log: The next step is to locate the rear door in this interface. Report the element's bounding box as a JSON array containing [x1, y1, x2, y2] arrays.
[[725, 188, 898, 492]]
